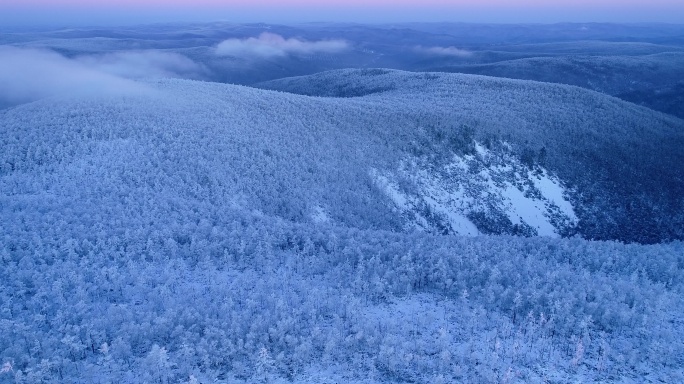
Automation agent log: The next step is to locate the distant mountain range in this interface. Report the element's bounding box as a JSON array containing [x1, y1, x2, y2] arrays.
[[4, 22, 684, 118]]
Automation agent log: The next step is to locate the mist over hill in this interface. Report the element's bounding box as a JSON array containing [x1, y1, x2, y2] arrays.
[[3, 22, 684, 118], [1, 22, 684, 383]]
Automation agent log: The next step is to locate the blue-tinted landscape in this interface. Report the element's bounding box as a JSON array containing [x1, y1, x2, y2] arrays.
[[1, 21, 683, 383]]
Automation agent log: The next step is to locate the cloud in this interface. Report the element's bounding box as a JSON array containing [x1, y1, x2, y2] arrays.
[[76, 51, 208, 80], [415, 46, 473, 58], [0, 46, 146, 106], [215, 32, 349, 58], [0, 47, 205, 107]]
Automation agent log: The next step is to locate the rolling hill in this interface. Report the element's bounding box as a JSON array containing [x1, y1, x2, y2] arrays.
[[428, 52, 684, 118], [1, 68, 683, 382], [258, 69, 684, 243], [5, 22, 684, 122]]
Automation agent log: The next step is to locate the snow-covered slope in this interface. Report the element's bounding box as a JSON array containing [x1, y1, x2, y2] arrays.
[[372, 142, 577, 237], [2, 70, 684, 383], [433, 52, 684, 94], [258, 69, 684, 243], [428, 53, 684, 119], [2, 69, 683, 243]]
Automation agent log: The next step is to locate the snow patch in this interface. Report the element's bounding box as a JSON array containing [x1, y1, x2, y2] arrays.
[[372, 142, 577, 237], [530, 169, 577, 221], [371, 168, 479, 236], [370, 170, 409, 210], [311, 205, 332, 224], [413, 168, 479, 236], [500, 181, 558, 236]]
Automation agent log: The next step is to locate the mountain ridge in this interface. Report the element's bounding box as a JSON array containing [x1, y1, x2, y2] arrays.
[[2, 53, 684, 382], [3, 70, 683, 242], [256, 69, 684, 242]]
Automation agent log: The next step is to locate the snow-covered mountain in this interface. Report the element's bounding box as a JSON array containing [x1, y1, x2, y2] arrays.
[[2, 67, 684, 383], [428, 52, 684, 118], [4, 69, 683, 242], [259, 69, 684, 243]]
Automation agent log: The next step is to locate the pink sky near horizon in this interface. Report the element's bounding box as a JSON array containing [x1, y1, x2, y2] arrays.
[[2, 0, 684, 7], [1, 0, 682, 24]]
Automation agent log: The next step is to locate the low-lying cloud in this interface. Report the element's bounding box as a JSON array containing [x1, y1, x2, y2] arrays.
[[416, 46, 473, 58], [76, 51, 207, 80], [0, 47, 205, 107], [0, 47, 144, 106], [215, 32, 349, 58]]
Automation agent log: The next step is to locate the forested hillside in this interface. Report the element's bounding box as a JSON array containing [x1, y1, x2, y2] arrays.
[[428, 52, 684, 118], [2, 67, 684, 382], [258, 69, 684, 243]]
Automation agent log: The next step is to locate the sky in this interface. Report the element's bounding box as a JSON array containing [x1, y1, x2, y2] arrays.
[[0, 0, 683, 26]]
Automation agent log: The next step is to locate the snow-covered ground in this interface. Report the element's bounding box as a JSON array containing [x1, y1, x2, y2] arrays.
[[373, 142, 578, 237], [1, 68, 683, 383]]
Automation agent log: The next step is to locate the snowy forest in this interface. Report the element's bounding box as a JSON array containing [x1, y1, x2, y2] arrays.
[[1, 22, 684, 383]]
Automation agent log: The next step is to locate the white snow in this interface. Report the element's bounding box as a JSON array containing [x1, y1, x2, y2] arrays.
[[371, 168, 479, 236], [500, 181, 558, 237], [420, 176, 480, 236], [374, 141, 577, 237], [370, 170, 409, 209], [311, 205, 332, 224], [530, 169, 578, 221], [474, 141, 488, 157]]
